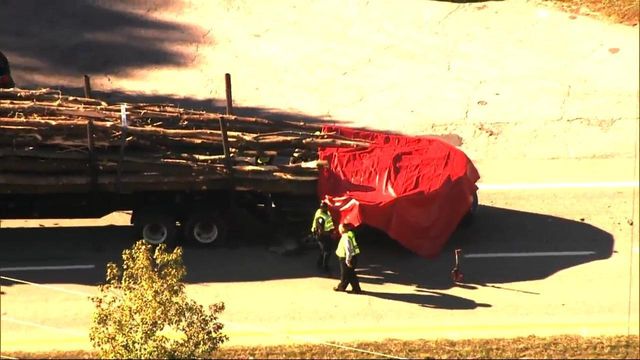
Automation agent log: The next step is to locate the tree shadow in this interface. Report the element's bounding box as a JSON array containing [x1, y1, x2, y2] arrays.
[[0, 0, 203, 80]]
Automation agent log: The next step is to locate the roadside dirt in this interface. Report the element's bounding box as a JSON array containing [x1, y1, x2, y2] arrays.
[[544, 0, 639, 26]]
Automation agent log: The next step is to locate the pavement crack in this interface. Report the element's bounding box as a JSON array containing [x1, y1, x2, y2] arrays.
[[557, 84, 571, 121], [438, 4, 462, 25], [464, 102, 470, 122]]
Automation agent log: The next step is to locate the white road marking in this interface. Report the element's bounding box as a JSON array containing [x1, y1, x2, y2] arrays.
[[477, 181, 638, 191], [0, 265, 95, 272], [311, 339, 407, 359], [1, 355, 18, 360], [0, 275, 92, 297], [464, 251, 596, 258]]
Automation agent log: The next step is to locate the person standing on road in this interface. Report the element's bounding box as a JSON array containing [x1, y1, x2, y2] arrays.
[[311, 201, 335, 272], [334, 223, 362, 294]]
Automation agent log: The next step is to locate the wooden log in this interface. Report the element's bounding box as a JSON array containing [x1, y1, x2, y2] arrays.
[[0, 104, 361, 150], [0, 89, 108, 107], [0, 158, 227, 175], [0, 122, 366, 154], [0, 101, 326, 133], [0, 87, 374, 198], [0, 148, 257, 169]]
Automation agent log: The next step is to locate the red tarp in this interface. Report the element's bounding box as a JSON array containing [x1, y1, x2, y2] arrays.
[[318, 126, 480, 258]]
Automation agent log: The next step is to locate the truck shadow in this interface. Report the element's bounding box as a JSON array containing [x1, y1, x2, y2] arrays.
[[0, 205, 613, 294], [356, 205, 615, 291]]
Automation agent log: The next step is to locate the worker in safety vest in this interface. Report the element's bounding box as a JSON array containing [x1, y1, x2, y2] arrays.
[[310, 201, 335, 272], [333, 223, 362, 294]]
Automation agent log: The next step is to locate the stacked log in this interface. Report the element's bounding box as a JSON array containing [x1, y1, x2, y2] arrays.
[[0, 88, 370, 195]]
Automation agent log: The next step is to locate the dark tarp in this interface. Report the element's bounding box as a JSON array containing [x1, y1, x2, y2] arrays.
[[318, 126, 480, 258]]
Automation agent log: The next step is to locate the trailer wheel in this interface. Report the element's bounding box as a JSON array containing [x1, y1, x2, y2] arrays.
[[136, 214, 177, 246], [184, 213, 226, 245]]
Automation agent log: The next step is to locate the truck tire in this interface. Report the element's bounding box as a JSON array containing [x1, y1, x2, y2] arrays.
[[135, 213, 177, 247], [184, 213, 226, 246]]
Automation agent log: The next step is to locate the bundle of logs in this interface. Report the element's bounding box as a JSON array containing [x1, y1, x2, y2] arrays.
[[0, 88, 370, 194]]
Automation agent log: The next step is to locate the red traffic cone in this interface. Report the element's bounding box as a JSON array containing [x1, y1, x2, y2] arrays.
[[451, 248, 464, 283]]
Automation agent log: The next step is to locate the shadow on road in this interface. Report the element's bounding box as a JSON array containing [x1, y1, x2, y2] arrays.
[[0, 205, 614, 296], [362, 289, 491, 310], [357, 205, 614, 291], [0, 0, 200, 80], [0, 1, 357, 132]]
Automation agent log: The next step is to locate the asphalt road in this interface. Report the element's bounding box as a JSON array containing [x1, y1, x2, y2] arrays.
[[1, 158, 638, 352]]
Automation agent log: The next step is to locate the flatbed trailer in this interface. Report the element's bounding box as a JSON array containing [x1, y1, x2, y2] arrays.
[[0, 188, 316, 246], [0, 88, 354, 246]]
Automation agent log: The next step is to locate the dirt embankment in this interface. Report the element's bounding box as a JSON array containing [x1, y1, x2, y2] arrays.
[[545, 0, 639, 26]]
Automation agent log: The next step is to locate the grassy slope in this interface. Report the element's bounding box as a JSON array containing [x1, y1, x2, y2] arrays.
[[5, 335, 639, 359]]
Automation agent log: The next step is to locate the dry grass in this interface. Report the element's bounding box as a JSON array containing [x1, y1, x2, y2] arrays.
[[548, 0, 639, 25], [4, 334, 639, 359]]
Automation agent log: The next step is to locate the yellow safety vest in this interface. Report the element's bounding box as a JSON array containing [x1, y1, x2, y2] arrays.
[[311, 209, 334, 232], [335, 230, 360, 258]]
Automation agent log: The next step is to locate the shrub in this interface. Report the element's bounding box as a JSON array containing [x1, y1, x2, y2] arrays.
[[89, 241, 227, 359]]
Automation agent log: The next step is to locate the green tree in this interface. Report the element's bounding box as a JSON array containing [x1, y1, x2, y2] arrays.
[[89, 240, 227, 359]]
